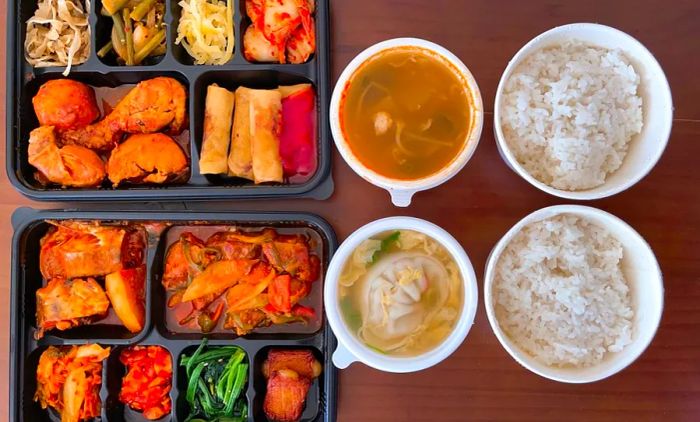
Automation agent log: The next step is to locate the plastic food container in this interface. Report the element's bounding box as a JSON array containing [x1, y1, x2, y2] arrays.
[[324, 216, 479, 373], [493, 23, 673, 200], [6, 0, 332, 201], [10, 208, 338, 421], [330, 38, 484, 207], [483, 205, 664, 383]]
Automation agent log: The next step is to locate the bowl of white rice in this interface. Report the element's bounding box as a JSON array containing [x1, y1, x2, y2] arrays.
[[494, 23, 673, 199], [484, 205, 663, 383]]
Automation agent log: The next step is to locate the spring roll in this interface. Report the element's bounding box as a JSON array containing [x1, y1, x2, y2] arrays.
[[199, 84, 235, 174], [250, 89, 284, 183], [228, 87, 255, 180]]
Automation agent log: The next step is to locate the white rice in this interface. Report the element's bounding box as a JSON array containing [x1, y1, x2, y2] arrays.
[[493, 214, 634, 367], [500, 41, 643, 191]]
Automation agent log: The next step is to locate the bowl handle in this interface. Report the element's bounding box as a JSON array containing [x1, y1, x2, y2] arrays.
[[332, 343, 357, 369], [389, 189, 415, 207]]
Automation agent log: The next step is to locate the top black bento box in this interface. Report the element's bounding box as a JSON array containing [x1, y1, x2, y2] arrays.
[[10, 207, 338, 421], [6, 0, 333, 201]]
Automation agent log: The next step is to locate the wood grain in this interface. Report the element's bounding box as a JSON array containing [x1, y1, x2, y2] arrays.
[[2, 0, 700, 421]]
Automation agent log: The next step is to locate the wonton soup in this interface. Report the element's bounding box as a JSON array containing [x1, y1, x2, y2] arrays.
[[338, 230, 464, 357], [340, 47, 473, 180]]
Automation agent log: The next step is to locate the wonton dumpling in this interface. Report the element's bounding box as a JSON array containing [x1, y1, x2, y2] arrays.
[[358, 252, 450, 352]]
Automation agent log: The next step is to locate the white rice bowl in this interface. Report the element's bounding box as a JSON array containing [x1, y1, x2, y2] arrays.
[[500, 40, 643, 191], [492, 214, 634, 368]]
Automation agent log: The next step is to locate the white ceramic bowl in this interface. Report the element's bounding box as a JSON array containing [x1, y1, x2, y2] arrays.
[[484, 205, 664, 383], [493, 23, 673, 200], [324, 217, 478, 372], [330, 38, 484, 207]]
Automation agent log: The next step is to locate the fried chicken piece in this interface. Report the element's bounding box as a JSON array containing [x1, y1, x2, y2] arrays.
[[262, 349, 322, 380], [59, 77, 188, 151], [263, 369, 312, 422], [33, 79, 100, 130], [105, 133, 189, 186], [28, 126, 106, 187], [36, 278, 110, 339], [40, 221, 126, 280]]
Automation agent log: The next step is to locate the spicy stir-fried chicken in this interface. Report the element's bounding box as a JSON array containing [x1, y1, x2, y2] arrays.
[[163, 228, 320, 335]]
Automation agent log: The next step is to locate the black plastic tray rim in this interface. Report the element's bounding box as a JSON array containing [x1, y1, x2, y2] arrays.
[[5, 0, 333, 202], [9, 207, 339, 422]]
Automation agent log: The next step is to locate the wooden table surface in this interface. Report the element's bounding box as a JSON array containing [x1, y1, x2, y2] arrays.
[[2, 0, 700, 420]]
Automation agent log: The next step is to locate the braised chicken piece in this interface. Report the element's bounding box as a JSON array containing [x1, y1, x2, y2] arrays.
[[32, 79, 100, 130], [205, 231, 261, 260], [262, 349, 322, 380], [162, 233, 209, 291], [262, 236, 319, 282], [40, 221, 126, 280], [28, 126, 106, 187], [182, 259, 258, 302], [106, 133, 189, 186], [35, 344, 109, 422], [59, 77, 188, 151], [244, 0, 315, 64], [263, 369, 312, 422], [35, 277, 110, 339], [224, 308, 268, 335]]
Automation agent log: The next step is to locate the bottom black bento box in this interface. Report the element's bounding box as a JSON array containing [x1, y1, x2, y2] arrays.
[[10, 208, 338, 422]]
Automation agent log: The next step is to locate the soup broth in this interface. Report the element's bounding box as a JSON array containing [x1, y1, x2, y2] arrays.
[[340, 47, 472, 180], [338, 230, 464, 357]]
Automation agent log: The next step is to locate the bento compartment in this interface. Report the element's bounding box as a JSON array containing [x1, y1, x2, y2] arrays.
[[170, 0, 239, 66], [16, 71, 192, 191], [239, 0, 317, 65], [94, 0, 168, 66], [192, 70, 319, 186], [175, 342, 251, 421], [21, 0, 91, 73], [23, 344, 110, 422], [252, 346, 323, 422], [104, 345, 175, 421], [23, 220, 150, 341], [153, 223, 325, 340]]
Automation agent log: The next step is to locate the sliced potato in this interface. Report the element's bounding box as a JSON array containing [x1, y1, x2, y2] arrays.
[[105, 266, 146, 332]]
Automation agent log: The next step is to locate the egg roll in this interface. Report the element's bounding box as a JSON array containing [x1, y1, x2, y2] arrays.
[[249, 89, 284, 184], [199, 84, 235, 174], [228, 87, 255, 180]]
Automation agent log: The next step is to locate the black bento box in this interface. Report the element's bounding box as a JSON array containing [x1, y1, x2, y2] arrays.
[[6, 0, 333, 201], [10, 207, 338, 421]]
